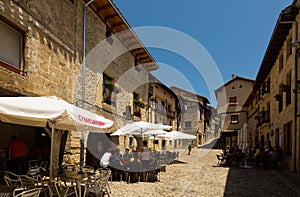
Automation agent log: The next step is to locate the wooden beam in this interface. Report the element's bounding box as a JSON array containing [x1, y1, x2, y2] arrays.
[[111, 22, 124, 30], [104, 13, 118, 22], [95, 4, 111, 12]]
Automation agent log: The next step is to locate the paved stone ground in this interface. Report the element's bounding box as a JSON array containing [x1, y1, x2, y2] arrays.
[[107, 142, 300, 197]]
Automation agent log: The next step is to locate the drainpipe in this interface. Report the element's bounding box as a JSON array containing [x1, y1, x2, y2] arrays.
[[80, 0, 94, 170]]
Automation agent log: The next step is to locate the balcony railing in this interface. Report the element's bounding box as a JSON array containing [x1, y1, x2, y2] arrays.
[[256, 110, 270, 128], [167, 110, 175, 119], [153, 103, 166, 115]]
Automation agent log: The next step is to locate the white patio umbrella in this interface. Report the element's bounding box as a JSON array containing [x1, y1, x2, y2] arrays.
[[159, 131, 196, 140], [110, 121, 172, 136], [144, 130, 168, 150], [143, 129, 169, 136], [0, 96, 114, 177]]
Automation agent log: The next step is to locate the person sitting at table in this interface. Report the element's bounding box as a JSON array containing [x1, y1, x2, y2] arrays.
[[109, 148, 124, 180], [110, 149, 122, 164], [121, 148, 131, 166], [138, 140, 151, 181], [127, 151, 140, 183], [100, 148, 112, 168]]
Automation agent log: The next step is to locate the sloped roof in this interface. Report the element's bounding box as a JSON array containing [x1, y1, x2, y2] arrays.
[[214, 75, 254, 93], [170, 86, 210, 105], [85, 0, 158, 71], [254, 3, 299, 89]]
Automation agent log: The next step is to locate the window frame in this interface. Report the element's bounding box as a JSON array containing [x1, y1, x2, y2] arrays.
[[230, 115, 239, 124], [229, 96, 237, 106], [102, 73, 115, 106], [185, 121, 192, 128], [0, 19, 25, 74]]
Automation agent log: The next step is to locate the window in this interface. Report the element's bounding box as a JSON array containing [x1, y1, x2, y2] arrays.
[[129, 137, 134, 147], [185, 121, 192, 128], [261, 80, 270, 96], [0, 20, 24, 73], [286, 72, 291, 106], [283, 122, 292, 156], [230, 115, 239, 124], [278, 84, 283, 113], [286, 38, 292, 60], [133, 92, 141, 117], [229, 96, 237, 105], [102, 73, 115, 106], [279, 53, 283, 72]]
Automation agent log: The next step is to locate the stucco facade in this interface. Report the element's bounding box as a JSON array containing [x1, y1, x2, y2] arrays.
[[215, 76, 254, 148]]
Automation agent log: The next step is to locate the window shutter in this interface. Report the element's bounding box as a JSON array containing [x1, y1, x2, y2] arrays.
[[0, 21, 22, 69]]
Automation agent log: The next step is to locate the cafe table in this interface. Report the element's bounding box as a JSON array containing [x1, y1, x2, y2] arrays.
[[0, 186, 17, 197], [58, 171, 96, 197]]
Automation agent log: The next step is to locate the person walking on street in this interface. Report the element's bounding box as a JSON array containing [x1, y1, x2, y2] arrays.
[[188, 142, 192, 155]]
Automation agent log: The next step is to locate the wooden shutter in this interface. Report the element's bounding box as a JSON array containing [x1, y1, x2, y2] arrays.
[[0, 20, 22, 69]]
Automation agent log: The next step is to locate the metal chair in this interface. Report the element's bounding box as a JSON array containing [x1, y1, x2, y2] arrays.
[[84, 168, 111, 197], [14, 188, 42, 197], [18, 175, 40, 191], [3, 172, 22, 187], [81, 166, 94, 173], [61, 164, 78, 172], [46, 179, 78, 197]]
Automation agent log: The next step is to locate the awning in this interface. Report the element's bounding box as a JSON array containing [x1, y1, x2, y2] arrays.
[[0, 96, 114, 131], [0, 96, 114, 178]]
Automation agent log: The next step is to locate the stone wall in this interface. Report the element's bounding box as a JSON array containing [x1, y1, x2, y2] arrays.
[[0, 0, 152, 167]]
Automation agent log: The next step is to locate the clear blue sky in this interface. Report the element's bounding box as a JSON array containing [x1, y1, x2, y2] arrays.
[[112, 0, 292, 106]]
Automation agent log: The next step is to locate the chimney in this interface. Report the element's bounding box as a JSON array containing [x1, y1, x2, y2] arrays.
[[232, 74, 235, 79]]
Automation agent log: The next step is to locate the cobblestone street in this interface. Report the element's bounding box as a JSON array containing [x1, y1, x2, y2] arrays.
[[108, 140, 300, 197]]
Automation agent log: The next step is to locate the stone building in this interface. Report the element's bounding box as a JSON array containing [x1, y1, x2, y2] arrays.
[[208, 107, 221, 140], [214, 75, 254, 148], [0, 0, 158, 173], [145, 74, 179, 151], [170, 86, 211, 147], [244, 0, 300, 173]]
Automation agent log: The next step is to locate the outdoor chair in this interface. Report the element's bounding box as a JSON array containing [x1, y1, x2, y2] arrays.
[[46, 179, 78, 197], [18, 175, 41, 191], [14, 188, 42, 197], [81, 166, 94, 173], [61, 164, 78, 172], [3, 171, 22, 187], [216, 154, 226, 166], [84, 168, 111, 197]]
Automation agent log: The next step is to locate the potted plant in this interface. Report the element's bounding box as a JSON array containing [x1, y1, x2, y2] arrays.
[[134, 98, 147, 108]]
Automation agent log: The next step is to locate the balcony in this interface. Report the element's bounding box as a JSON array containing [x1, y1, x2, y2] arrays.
[[153, 103, 167, 115], [256, 110, 270, 128], [167, 109, 175, 119]]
